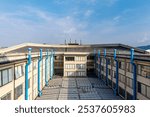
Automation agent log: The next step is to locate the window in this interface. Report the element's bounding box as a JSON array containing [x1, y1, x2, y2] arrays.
[[107, 59, 110, 65], [126, 63, 133, 72], [1, 92, 11, 100], [138, 64, 150, 79], [15, 65, 24, 79], [87, 55, 94, 60], [67, 71, 75, 76], [147, 86, 150, 98], [76, 56, 85, 61], [127, 77, 133, 88], [138, 83, 150, 98], [76, 71, 85, 76], [119, 61, 121, 69], [87, 62, 94, 67], [76, 64, 85, 69], [65, 57, 74, 61], [108, 79, 112, 86], [118, 61, 125, 70], [0, 72, 1, 87], [55, 56, 63, 60], [65, 64, 75, 69], [138, 82, 141, 93], [101, 66, 104, 72], [127, 92, 133, 100], [15, 84, 23, 99], [119, 87, 125, 98], [108, 69, 111, 75], [113, 60, 116, 67], [55, 62, 63, 67], [9, 69, 13, 82], [119, 74, 125, 83], [2, 70, 8, 85], [0, 68, 13, 86], [113, 71, 116, 78]]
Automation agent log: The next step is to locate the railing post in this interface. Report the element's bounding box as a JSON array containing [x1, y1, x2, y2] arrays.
[[130, 48, 137, 100], [25, 48, 32, 100], [38, 49, 42, 97], [114, 49, 119, 96]]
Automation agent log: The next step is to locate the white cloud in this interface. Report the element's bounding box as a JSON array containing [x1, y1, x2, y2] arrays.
[[113, 16, 121, 23], [0, 7, 88, 46], [84, 10, 93, 17]]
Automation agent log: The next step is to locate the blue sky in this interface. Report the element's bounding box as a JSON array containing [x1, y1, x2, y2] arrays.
[[0, 0, 150, 47]]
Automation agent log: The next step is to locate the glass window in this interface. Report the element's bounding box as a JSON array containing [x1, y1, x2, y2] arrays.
[[1, 92, 11, 100], [119, 87, 125, 98], [0, 71, 1, 86], [127, 77, 132, 88], [8, 69, 13, 82], [15, 65, 24, 79], [127, 92, 133, 100], [2, 69, 8, 85], [107, 59, 110, 65], [15, 84, 23, 99], [76, 64, 85, 69], [108, 69, 111, 75], [113, 71, 116, 78], [65, 57, 74, 61], [141, 84, 146, 95], [138, 82, 141, 93], [147, 86, 150, 98]]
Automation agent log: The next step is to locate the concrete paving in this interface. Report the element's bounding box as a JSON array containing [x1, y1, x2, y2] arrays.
[[36, 77, 122, 100]]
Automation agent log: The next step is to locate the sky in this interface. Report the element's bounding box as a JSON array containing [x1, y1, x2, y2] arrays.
[[0, 0, 150, 47]]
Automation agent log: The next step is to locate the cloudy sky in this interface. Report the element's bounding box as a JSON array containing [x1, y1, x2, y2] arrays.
[[0, 0, 150, 47]]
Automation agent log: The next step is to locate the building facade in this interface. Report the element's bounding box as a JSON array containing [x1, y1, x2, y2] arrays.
[[0, 42, 149, 100]]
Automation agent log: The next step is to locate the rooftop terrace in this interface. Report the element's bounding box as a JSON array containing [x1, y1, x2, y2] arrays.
[[36, 77, 122, 100]]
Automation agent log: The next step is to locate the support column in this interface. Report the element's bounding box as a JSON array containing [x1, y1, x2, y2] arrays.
[[130, 48, 137, 100], [104, 49, 108, 85], [25, 48, 32, 100], [38, 49, 42, 97], [50, 50, 54, 80], [49, 51, 51, 80], [45, 49, 49, 86], [98, 50, 101, 79], [94, 49, 96, 74], [114, 49, 119, 96]]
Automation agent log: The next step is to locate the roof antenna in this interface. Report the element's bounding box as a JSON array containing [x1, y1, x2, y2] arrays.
[[80, 40, 82, 45], [70, 38, 71, 43], [65, 39, 66, 45]]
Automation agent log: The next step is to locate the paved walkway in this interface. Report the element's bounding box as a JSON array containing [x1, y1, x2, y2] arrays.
[[36, 77, 122, 100]]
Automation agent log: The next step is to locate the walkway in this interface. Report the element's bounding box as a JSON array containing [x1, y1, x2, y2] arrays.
[[36, 77, 122, 100]]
